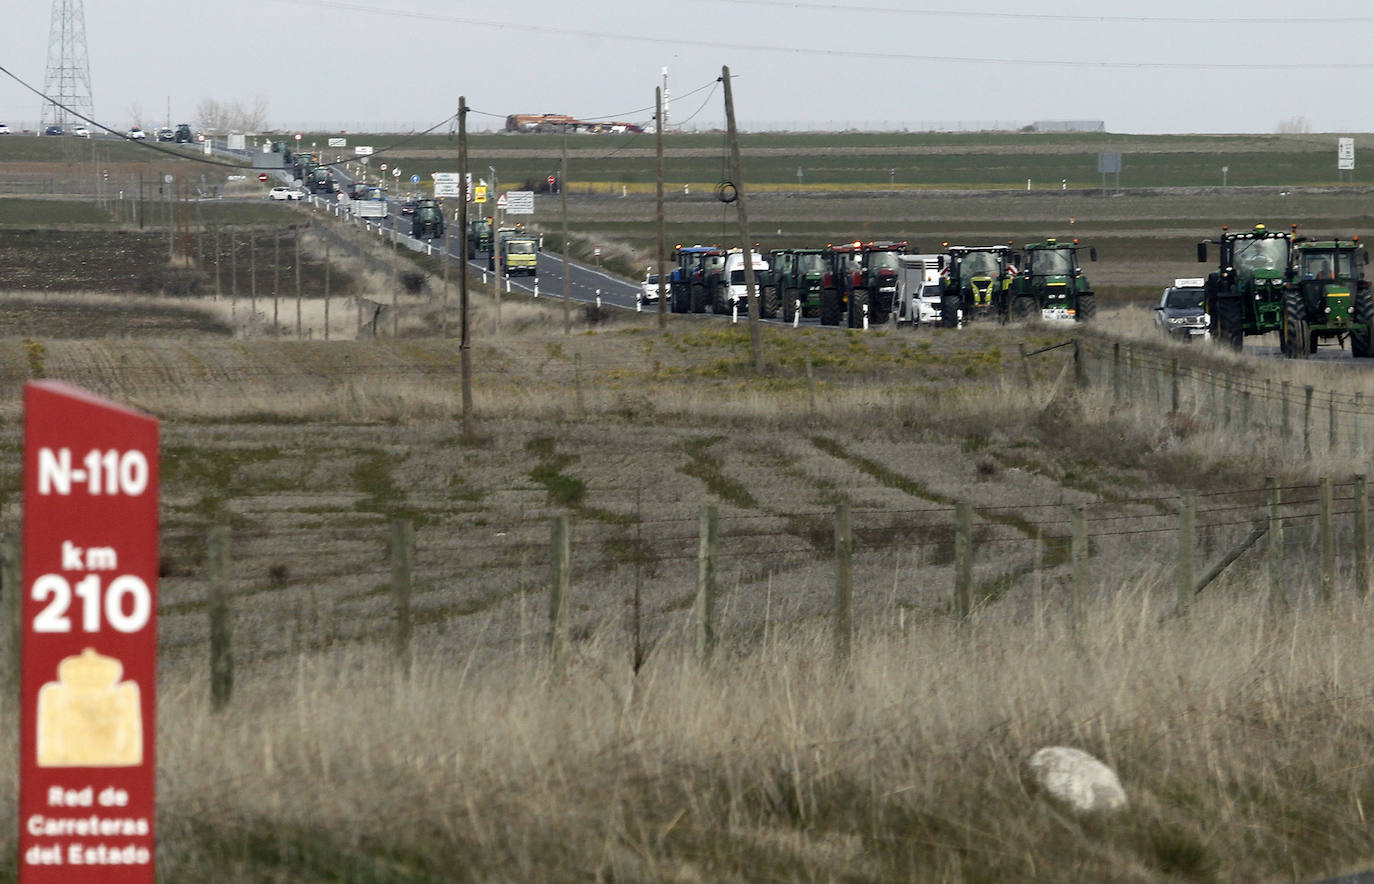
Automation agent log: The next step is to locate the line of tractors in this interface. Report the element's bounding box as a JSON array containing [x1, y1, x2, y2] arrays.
[[663, 238, 1099, 328], [1197, 224, 1373, 358]]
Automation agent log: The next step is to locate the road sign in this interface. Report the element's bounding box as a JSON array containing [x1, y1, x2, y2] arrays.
[[258, 173, 268, 182], [474, 185, 487, 203], [162, 174, 172, 185], [504, 190, 535, 215], [496, 192, 508, 209], [327, 137, 347, 148], [294, 133, 302, 142], [410, 174, 419, 184], [547, 175, 556, 189], [20, 381, 160, 883], [379, 163, 387, 172], [392, 168, 401, 178], [1339, 137, 1355, 171], [354, 146, 373, 156]]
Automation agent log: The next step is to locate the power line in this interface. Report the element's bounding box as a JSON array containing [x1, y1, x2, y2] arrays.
[[264, 0, 1374, 71], [685, 0, 1374, 26]]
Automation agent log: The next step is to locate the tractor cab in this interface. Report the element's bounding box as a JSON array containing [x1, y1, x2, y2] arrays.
[[1281, 238, 1374, 358], [1013, 238, 1098, 322], [938, 245, 1015, 327]]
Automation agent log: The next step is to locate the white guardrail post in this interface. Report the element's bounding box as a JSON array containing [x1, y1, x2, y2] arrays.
[[793, 300, 801, 328]]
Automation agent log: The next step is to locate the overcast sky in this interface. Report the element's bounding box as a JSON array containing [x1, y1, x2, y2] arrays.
[[1, 0, 1367, 135]]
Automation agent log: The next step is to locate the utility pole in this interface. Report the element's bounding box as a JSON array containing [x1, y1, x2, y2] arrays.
[[561, 125, 571, 335], [656, 86, 667, 331], [721, 65, 763, 373], [458, 98, 473, 439]]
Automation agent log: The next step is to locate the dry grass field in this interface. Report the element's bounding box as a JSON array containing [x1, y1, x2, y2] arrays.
[[5, 132, 1374, 878], [0, 278, 1369, 879]]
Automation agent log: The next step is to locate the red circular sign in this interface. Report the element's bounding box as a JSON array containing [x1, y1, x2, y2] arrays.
[[258, 173, 269, 182]]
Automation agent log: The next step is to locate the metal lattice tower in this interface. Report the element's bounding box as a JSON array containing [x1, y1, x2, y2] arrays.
[[40, 0, 93, 129]]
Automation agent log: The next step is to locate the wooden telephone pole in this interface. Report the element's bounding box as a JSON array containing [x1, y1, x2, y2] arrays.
[[561, 126, 571, 335], [458, 97, 473, 438], [721, 66, 763, 373], [656, 86, 667, 331]]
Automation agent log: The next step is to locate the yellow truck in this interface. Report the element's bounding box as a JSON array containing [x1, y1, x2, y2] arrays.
[[493, 226, 538, 278]]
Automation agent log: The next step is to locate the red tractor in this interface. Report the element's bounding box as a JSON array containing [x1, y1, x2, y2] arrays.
[[819, 241, 907, 327]]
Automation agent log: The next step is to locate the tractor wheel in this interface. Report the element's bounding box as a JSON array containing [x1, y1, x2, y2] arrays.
[[691, 283, 709, 314], [1012, 295, 1037, 321], [761, 285, 780, 319], [1076, 293, 1097, 322], [819, 289, 842, 326], [712, 282, 728, 314], [782, 289, 798, 323], [1281, 289, 1309, 360], [1215, 297, 1244, 351], [848, 289, 868, 328], [671, 284, 688, 314], [869, 289, 892, 325], [1352, 288, 1374, 357], [940, 294, 960, 328]]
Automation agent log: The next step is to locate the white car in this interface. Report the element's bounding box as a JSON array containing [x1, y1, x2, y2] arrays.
[[126, 127, 146, 140], [71, 126, 90, 138], [268, 186, 303, 201], [0, 123, 10, 135], [639, 270, 663, 304]]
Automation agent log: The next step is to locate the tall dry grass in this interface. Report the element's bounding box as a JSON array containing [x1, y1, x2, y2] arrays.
[[14, 573, 1358, 881]]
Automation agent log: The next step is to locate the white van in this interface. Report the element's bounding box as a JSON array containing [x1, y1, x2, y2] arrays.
[[723, 249, 769, 314]]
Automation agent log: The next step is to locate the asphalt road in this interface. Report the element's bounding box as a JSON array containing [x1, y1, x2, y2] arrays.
[[303, 162, 649, 314]]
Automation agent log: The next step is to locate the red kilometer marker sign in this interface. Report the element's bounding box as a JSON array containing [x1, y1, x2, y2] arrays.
[[19, 381, 159, 882]]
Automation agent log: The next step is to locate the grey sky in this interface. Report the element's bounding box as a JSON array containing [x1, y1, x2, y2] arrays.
[[1, 0, 1367, 135]]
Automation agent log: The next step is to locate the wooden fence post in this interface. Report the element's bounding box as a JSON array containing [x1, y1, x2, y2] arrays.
[[1071, 505, 1088, 635], [954, 502, 972, 619], [1267, 478, 1285, 614], [1319, 477, 1334, 604], [1281, 381, 1291, 439], [391, 519, 414, 677], [696, 505, 718, 661], [1356, 474, 1369, 600], [1241, 390, 1252, 431], [834, 503, 853, 665], [2, 532, 20, 696], [1304, 385, 1314, 456], [549, 516, 570, 673], [1328, 392, 1338, 455], [208, 525, 233, 712], [1177, 492, 1195, 616], [805, 354, 816, 417], [1170, 358, 1179, 415], [1073, 339, 1087, 389], [1125, 346, 1135, 405], [1111, 342, 1121, 408], [1223, 374, 1233, 427], [1355, 392, 1364, 455]]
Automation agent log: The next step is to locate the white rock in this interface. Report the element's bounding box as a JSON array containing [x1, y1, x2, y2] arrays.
[[1026, 746, 1127, 814]]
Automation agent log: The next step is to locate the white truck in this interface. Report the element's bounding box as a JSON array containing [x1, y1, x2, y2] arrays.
[[895, 254, 946, 325], [351, 198, 388, 220]]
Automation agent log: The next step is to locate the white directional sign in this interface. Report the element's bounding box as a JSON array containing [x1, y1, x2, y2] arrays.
[[354, 146, 374, 156], [432, 172, 470, 198], [504, 190, 534, 215], [1339, 137, 1355, 171], [328, 137, 347, 148]]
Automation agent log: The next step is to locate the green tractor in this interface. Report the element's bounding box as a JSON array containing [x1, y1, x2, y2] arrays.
[[1007, 238, 1098, 322], [938, 245, 1016, 327], [760, 248, 829, 322], [1197, 224, 1292, 350], [467, 217, 493, 254], [1279, 237, 1374, 358]]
